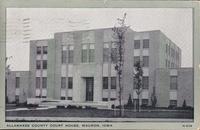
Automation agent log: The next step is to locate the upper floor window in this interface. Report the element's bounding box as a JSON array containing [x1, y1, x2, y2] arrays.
[[36, 77, 40, 88], [43, 60, 47, 69], [103, 77, 108, 89], [42, 77, 47, 88], [142, 77, 149, 89], [15, 77, 20, 88], [37, 46, 41, 54], [61, 77, 66, 89], [36, 60, 41, 69], [143, 56, 149, 67], [103, 43, 109, 63], [134, 40, 140, 49], [134, 56, 140, 65], [170, 76, 177, 90], [111, 77, 116, 89], [143, 39, 149, 48], [89, 44, 95, 62], [81, 44, 95, 63], [81, 44, 88, 63], [68, 77, 73, 89], [43, 46, 48, 54], [61, 47, 67, 64], [68, 45, 74, 64], [111, 43, 117, 63]]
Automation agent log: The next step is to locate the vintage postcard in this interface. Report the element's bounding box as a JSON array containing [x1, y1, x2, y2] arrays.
[[0, 0, 200, 129]]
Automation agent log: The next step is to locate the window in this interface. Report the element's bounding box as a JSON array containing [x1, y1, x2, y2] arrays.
[[61, 50, 67, 64], [42, 77, 47, 88], [102, 98, 108, 101], [168, 60, 171, 68], [42, 96, 46, 98], [134, 40, 140, 49], [165, 59, 168, 68], [111, 47, 117, 63], [68, 45, 74, 64], [68, 77, 73, 89], [37, 46, 41, 54], [15, 77, 20, 88], [43, 46, 48, 54], [170, 100, 177, 107], [166, 44, 168, 53], [142, 99, 148, 106], [142, 77, 149, 89], [111, 77, 116, 89], [67, 97, 72, 100], [43, 60, 47, 69], [103, 43, 109, 62], [15, 95, 19, 103], [89, 44, 95, 62], [36, 60, 41, 69], [110, 98, 116, 101], [143, 39, 149, 48], [81, 45, 88, 63], [170, 76, 177, 90], [103, 77, 108, 89], [143, 56, 149, 67], [61, 77, 66, 89], [61, 97, 66, 100], [36, 77, 40, 88], [134, 56, 140, 65]]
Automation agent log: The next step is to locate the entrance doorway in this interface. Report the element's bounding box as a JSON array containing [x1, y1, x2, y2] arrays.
[[85, 77, 94, 101]]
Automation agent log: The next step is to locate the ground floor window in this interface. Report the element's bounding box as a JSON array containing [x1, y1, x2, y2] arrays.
[[169, 100, 177, 107], [110, 98, 116, 101], [15, 95, 19, 104], [67, 97, 72, 100], [61, 97, 66, 100], [42, 96, 46, 98], [102, 98, 108, 101], [141, 99, 148, 106]]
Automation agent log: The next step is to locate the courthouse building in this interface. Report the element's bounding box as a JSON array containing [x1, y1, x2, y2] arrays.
[[6, 28, 193, 108]]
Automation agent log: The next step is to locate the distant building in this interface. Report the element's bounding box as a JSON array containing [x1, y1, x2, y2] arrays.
[[6, 28, 193, 108]]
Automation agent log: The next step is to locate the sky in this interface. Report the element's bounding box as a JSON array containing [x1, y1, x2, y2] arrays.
[[6, 8, 193, 71]]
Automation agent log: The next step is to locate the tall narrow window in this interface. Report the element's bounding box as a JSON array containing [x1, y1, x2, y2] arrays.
[[81, 44, 88, 63], [36, 77, 40, 88], [43, 46, 48, 54], [61, 50, 67, 64], [43, 60, 47, 69], [68, 45, 74, 64], [15, 77, 20, 88], [111, 43, 117, 63], [68, 77, 73, 89], [89, 44, 95, 62], [111, 77, 116, 89], [103, 77, 108, 89], [143, 39, 149, 48], [42, 77, 47, 88], [36, 60, 41, 69], [142, 77, 149, 89], [143, 56, 149, 67], [170, 76, 177, 90], [61, 77, 66, 89], [37, 46, 41, 54], [134, 40, 140, 49], [103, 43, 109, 62], [134, 56, 140, 65]]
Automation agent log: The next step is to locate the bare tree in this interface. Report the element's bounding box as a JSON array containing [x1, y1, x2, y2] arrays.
[[133, 60, 143, 112], [112, 13, 129, 117]]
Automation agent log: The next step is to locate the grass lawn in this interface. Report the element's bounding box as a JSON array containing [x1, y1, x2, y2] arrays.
[[6, 108, 193, 119]]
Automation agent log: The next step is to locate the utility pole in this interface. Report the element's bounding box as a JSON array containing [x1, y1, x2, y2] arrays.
[[112, 13, 129, 117]]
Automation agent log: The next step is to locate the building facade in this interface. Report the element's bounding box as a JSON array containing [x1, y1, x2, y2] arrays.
[[6, 28, 193, 108]]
